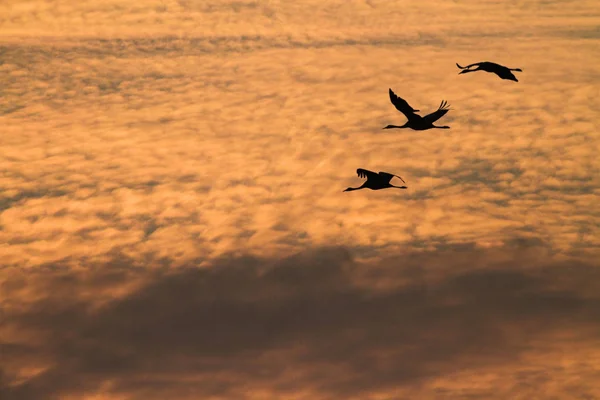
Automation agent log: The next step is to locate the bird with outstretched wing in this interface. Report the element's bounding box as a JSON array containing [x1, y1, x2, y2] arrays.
[[388, 88, 420, 121], [422, 100, 451, 124], [384, 89, 451, 130]]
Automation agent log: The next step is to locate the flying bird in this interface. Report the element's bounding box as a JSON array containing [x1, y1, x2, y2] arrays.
[[456, 61, 522, 82], [343, 168, 407, 192], [383, 88, 451, 131]]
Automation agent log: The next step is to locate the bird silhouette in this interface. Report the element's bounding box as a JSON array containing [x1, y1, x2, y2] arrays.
[[456, 61, 522, 82], [343, 168, 407, 192], [383, 88, 451, 131]]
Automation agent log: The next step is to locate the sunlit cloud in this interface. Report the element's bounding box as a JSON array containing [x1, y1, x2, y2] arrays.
[[1, 29, 598, 266], [1, 0, 599, 398]]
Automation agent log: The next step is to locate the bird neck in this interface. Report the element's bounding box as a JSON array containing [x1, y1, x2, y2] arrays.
[[384, 124, 408, 129], [344, 187, 362, 192]]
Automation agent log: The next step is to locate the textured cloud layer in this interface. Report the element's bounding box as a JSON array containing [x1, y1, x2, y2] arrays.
[[2, 243, 600, 399], [1, 1, 600, 398], [1, 27, 599, 267]]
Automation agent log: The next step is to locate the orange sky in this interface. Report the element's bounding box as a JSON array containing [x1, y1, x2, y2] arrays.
[[1, 0, 600, 399]]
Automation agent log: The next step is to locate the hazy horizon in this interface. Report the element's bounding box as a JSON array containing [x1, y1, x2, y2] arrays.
[[1, 0, 600, 399]]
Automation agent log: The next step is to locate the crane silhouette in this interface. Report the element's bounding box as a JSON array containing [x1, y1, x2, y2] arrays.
[[383, 89, 451, 131], [456, 61, 522, 82], [343, 169, 407, 192]]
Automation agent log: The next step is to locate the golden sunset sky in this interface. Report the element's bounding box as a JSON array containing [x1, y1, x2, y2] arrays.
[[1, 0, 600, 399]]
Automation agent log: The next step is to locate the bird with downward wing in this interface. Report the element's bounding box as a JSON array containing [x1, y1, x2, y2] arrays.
[[343, 169, 407, 192], [456, 61, 522, 82]]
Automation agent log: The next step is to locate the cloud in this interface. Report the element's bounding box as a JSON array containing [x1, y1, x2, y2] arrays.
[[2, 243, 600, 399], [1, 26, 599, 268], [1, 3, 599, 397]]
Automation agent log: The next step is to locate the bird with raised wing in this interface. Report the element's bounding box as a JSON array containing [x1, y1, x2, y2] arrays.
[[383, 88, 451, 131], [343, 168, 407, 192], [456, 61, 522, 82]]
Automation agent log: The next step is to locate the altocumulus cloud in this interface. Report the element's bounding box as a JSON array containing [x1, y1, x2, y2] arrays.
[[2, 242, 600, 400], [1, 30, 599, 268]]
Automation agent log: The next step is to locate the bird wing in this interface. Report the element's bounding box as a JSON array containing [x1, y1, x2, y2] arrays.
[[357, 168, 379, 181], [422, 100, 450, 124], [378, 171, 405, 184], [389, 89, 419, 119], [456, 62, 481, 70]]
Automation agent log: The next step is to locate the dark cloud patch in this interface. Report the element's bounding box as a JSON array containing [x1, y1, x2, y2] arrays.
[[0, 188, 70, 213], [2, 243, 600, 399], [551, 26, 600, 40]]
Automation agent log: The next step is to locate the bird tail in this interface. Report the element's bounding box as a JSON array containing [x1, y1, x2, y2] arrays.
[[456, 63, 467, 70]]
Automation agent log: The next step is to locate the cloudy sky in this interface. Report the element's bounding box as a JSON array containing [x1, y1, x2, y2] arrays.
[[1, 0, 599, 399]]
